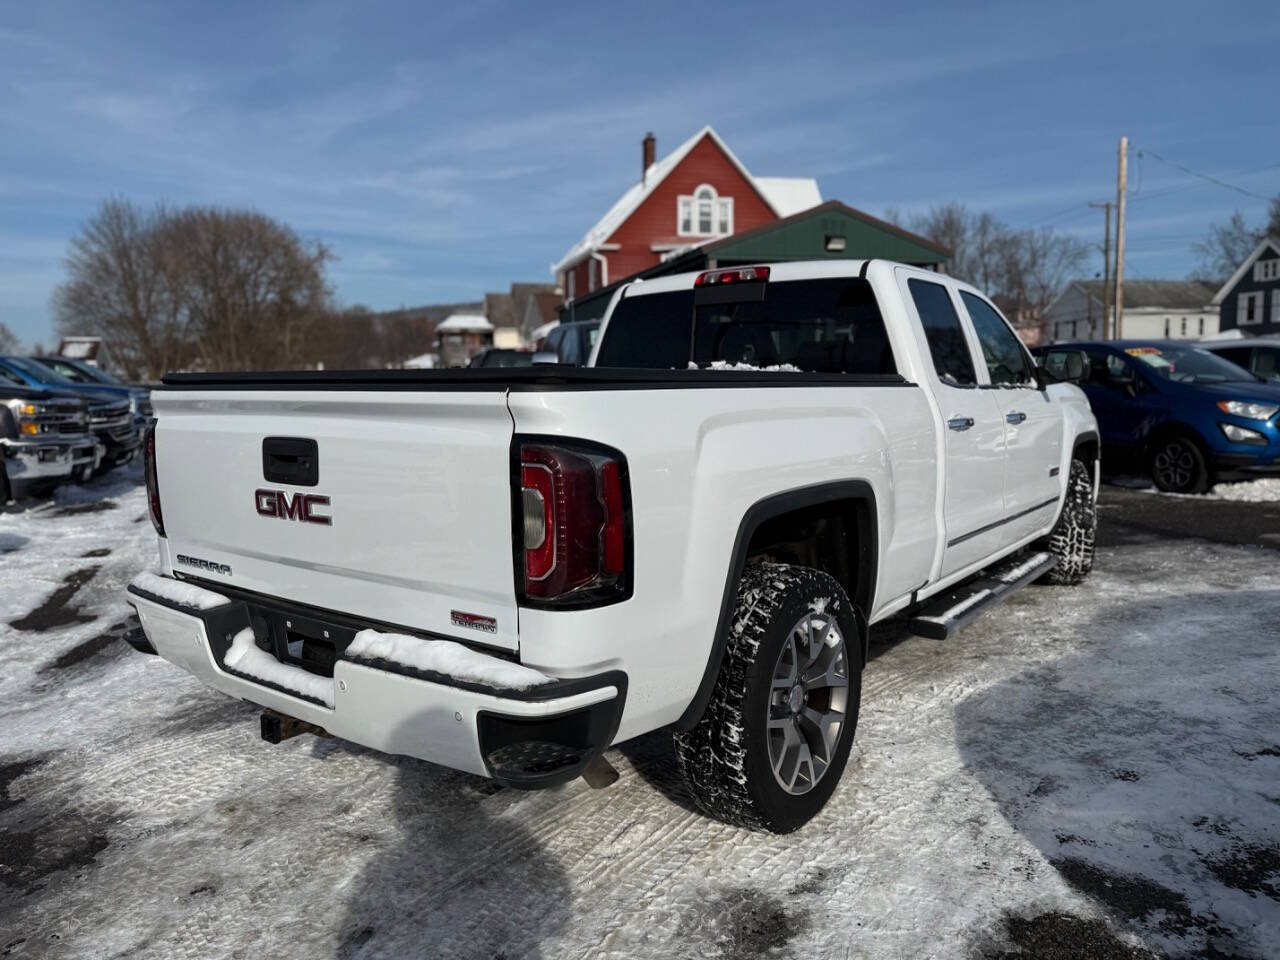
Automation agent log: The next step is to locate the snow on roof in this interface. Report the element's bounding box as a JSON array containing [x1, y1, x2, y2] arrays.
[[753, 177, 822, 218], [552, 126, 821, 274], [436, 313, 493, 332]]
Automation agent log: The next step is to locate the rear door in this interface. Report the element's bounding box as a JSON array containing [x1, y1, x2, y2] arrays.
[[957, 291, 1063, 546], [900, 274, 1008, 579], [154, 388, 520, 651]]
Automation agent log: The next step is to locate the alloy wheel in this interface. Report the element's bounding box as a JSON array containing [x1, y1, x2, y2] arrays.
[[1153, 440, 1197, 491], [766, 611, 850, 795]]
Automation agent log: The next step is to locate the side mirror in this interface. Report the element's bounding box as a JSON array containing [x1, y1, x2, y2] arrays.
[[532, 351, 560, 366], [1039, 349, 1090, 385]]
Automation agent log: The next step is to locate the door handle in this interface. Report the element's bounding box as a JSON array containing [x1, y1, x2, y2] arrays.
[[1006, 411, 1027, 425], [947, 416, 975, 432]]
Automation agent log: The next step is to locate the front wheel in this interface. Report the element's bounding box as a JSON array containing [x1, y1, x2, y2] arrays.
[[1038, 458, 1096, 585], [1150, 435, 1210, 494], [674, 562, 863, 833]]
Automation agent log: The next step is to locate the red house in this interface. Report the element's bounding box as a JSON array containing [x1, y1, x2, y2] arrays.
[[553, 126, 821, 300]]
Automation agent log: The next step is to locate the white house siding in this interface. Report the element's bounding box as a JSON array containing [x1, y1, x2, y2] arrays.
[[1115, 310, 1218, 340], [1045, 281, 1217, 343]]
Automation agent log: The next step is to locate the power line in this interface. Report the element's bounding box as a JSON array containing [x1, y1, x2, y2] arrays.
[[1138, 150, 1273, 201]]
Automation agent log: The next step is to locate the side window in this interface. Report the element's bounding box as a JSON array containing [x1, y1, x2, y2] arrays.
[[561, 329, 582, 365], [908, 279, 976, 386], [960, 292, 1032, 386], [544, 328, 564, 358], [1214, 347, 1251, 369], [1082, 348, 1134, 387]]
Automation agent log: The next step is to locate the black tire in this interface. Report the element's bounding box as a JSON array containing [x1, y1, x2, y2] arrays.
[[674, 562, 863, 833], [1039, 459, 1096, 585], [1150, 433, 1210, 494], [0, 460, 10, 504]]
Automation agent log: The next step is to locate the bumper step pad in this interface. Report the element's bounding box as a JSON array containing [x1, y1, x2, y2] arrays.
[[907, 551, 1056, 640]]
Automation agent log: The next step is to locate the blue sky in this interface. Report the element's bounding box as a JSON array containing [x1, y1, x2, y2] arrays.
[[2, 0, 1278, 347]]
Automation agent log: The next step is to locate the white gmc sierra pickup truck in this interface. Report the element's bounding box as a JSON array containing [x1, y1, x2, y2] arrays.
[[126, 260, 1098, 832]]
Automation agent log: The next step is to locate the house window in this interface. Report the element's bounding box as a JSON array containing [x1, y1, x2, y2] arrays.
[[567, 269, 576, 301], [1198, 317, 1204, 336], [1164, 318, 1170, 337], [1273, 292, 1280, 325], [677, 184, 733, 237], [1239, 291, 1263, 325], [1253, 259, 1280, 282], [588, 258, 597, 292], [1180, 317, 1187, 337]]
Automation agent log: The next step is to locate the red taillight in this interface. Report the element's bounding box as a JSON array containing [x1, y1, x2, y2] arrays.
[[516, 440, 630, 605], [143, 422, 164, 537], [693, 264, 770, 286]]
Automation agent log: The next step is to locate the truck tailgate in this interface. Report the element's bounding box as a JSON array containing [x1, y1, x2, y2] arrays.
[[152, 389, 519, 651]]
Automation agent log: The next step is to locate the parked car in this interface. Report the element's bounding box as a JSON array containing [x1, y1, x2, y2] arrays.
[[467, 349, 534, 369], [1199, 337, 1280, 383], [1038, 339, 1280, 493], [536, 320, 600, 365], [125, 260, 1098, 832], [26, 355, 154, 425], [0, 356, 142, 470], [0, 380, 98, 501]]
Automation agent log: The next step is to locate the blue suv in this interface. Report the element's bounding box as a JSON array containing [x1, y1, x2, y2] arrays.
[[1038, 340, 1280, 493]]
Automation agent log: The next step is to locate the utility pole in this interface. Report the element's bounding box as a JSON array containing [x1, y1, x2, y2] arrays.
[[1089, 200, 1113, 338], [1114, 136, 1128, 339]]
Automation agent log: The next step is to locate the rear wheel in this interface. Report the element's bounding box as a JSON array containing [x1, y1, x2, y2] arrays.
[[674, 562, 862, 833], [0, 460, 11, 504], [1150, 434, 1210, 494]]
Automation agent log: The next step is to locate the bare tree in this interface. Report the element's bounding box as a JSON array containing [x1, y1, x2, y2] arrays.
[[899, 204, 1087, 334], [53, 198, 189, 379], [54, 199, 333, 377], [158, 208, 332, 371], [0, 321, 20, 354], [1002, 226, 1090, 326], [1191, 195, 1280, 283]]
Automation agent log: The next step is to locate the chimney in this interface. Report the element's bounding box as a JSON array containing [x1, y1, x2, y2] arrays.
[[642, 132, 656, 182]]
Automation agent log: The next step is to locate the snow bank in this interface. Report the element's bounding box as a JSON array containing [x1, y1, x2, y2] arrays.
[[1136, 477, 1280, 502], [687, 361, 802, 372], [1211, 478, 1280, 502], [346, 629, 552, 690], [130, 572, 230, 610], [223, 628, 335, 706]]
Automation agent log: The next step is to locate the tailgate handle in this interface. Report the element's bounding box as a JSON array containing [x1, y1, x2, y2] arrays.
[[262, 437, 319, 487]]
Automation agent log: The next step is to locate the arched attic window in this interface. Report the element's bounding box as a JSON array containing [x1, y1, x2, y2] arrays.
[[677, 184, 734, 237]]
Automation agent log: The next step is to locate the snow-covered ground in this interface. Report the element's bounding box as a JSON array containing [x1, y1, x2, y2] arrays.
[[1116, 475, 1280, 502], [2, 469, 1278, 959]]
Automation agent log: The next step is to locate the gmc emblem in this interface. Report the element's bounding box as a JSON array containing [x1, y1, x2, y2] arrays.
[[255, 488, 332, 525]]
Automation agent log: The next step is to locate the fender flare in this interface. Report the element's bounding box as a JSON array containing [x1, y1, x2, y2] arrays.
[[673, 479, 878, 731], [1071, 429, 1099, 454]]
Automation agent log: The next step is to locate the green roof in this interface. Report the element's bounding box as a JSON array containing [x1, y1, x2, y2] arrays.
[[703, 200, 949, 266]]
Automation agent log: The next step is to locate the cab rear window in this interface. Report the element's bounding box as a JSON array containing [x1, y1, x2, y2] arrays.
[[594, 278, 897, 375]]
